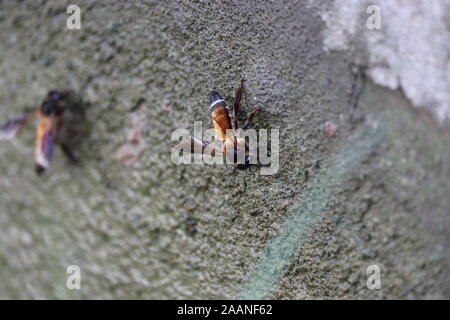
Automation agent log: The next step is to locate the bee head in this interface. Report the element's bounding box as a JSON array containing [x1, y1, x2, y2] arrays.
[[41, 90, 67, 116], [41, 101, 56, 115], [48, 90, 64, 101]]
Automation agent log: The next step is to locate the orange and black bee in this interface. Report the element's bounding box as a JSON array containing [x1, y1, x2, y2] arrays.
[[190, 80, 260, 169], [0, 90, 77, 175]]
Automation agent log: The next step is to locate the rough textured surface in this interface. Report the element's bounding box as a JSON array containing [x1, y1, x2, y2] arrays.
[[0, 1, 449, 299], [320, 0, 450, 126]]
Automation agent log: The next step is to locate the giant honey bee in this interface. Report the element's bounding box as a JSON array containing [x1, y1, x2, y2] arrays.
[[0, 90, 77, 175], [190, 80, 260, 169]]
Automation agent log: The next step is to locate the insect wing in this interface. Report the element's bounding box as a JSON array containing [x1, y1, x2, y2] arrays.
[[191, 136, 209, 153], [0, 113, 31, 140], [35, 126, 55, 173]]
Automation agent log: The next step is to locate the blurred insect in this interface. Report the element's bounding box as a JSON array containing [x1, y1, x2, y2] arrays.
[[0, 90, 77, 175], [190, 80, 260, 169]]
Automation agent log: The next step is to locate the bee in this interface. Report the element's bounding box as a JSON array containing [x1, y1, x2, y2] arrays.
[[190, 80, 260, 169], [0, 90, 77, 175]]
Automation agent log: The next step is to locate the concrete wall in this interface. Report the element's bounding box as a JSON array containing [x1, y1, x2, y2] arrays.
[[0, 0, 449, 299]]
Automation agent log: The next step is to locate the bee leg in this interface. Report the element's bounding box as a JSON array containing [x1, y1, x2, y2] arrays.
[[242, 108, 260, 130], [59, 142, 78, 164], [232, 79, 245, 129]]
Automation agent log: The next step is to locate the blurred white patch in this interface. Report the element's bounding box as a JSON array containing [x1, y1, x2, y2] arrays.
[[116, 108, 147, 166], [320, 0, 450, 126], [324, 121, 338, 137]]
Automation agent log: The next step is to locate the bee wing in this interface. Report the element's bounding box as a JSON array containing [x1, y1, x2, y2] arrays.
[[35, 125, 55, 174], [0, 112, 34, 140], [193, 137, 226, 157], [190, 137, 209, 154], [173, 136, 208, 155], [174, 136, 224, 158], [176, 136, 224, 155]]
